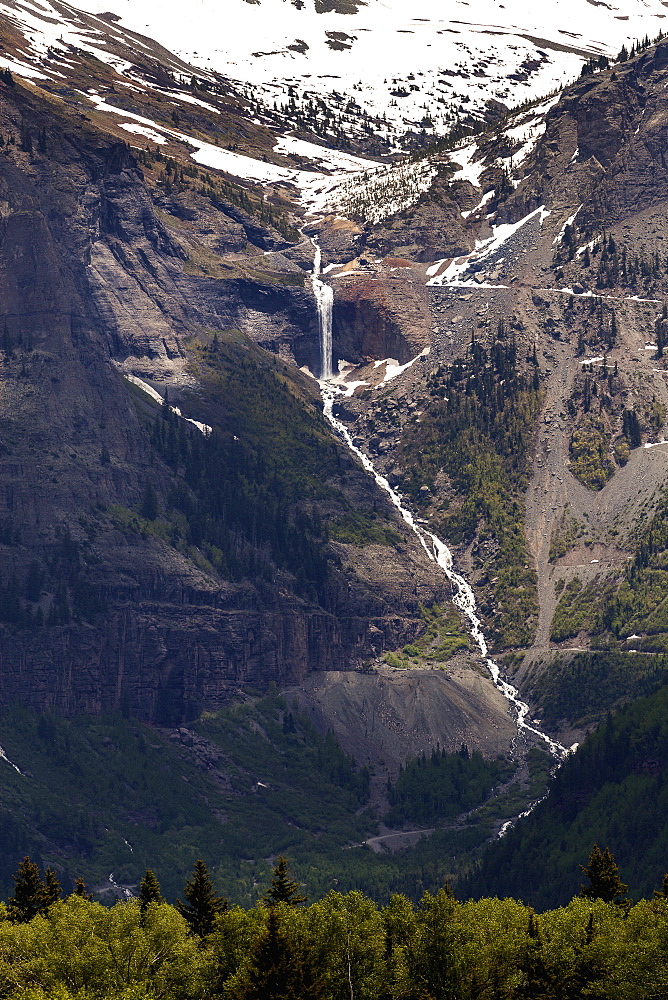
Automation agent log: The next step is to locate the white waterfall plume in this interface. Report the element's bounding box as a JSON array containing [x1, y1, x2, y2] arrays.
[[309, 238, 334, 379], [319, 381, 567, 762]]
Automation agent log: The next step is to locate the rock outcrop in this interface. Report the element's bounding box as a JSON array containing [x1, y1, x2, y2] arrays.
[[0, 78, 449, 723]]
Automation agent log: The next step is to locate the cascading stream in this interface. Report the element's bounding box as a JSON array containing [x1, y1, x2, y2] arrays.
[[320, 384, 567, 761], [305, 237, 566, 761], [308, 236, 334, 379]]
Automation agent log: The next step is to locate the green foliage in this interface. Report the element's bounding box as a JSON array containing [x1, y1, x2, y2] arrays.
[[0, 896, 209, 998], [0, 697, 372, 906], [123, 333, 406, 608], [262, 857, 307, 908], [550, 577, 611, 642], [138, 870, 163, 916], [176, 860, 226, 938], [467, 683, 668, 908], [602, 489, 668, 648], [383, 603, 470, 667], [531, 650, 668, 726], [0, 695, 544, 907], [548, 510, 586, 562], [0, 526, 106, 631], [138, 150, 299, 242], [3, 888, 668, 999], [580, 845, 628, 905], [399, 333, 541, 648], [148, 404, 331, 602], [327, 511, 401, 547], [7, 858, 58, 923], [569, 416, 613, 490], [235, 905, 324, 999], [386, 746, 507, 826], [139, 482, 158, 522]]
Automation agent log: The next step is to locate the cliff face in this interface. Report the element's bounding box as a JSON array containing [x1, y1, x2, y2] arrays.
[[0, 80, 449, 723]]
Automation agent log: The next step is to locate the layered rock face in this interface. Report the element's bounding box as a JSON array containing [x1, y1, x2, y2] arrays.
[[0, 81, 448, 723]]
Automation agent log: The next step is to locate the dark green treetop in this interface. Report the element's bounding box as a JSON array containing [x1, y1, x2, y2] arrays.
[[239, 905, 324, 1000], [8, 857, 59, 922], [139, 869, 163, 915], [654, 873, 668, 899], [580, 845, 628, 905], [262, 856, 308, 908], [176, 859, 227, 938], [73, 877, 93, 901]]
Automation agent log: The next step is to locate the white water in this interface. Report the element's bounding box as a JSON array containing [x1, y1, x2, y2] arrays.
[[320, 384, 567, 760], [108, 872, 134, 899], [309, 241, 566, 760], [0, 744, 21, 774], [309, 239, 334, 380]]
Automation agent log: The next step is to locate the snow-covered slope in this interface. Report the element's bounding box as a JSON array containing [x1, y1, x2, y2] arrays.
[[1, 0, 666, 226], [68, 0, 668, 140]]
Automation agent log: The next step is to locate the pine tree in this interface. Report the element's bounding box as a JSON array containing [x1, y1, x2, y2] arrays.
[[516, 909, 551, 999], [8, 857, 50, 922], [263, 856, 308, 907], [73, 877, 93, 900], [580, 845, 628, 905], [654, 873, 668, 899], [240, 906, 324, 1000], [140, 481, 158, 521], [176, 859, 227, 937], [43, 868, 61, 907], [139, 869, 163, 915]]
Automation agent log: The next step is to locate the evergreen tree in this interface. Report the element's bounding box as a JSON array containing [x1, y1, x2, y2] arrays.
[[580, 845, 628, 904], [43, 867, 61, 907], [139, 869, 163, 915], [263, 856, 308, 907], [140, 481, 158, 521], [654, 873, 668, 899], [73, 877, 93, 900], [516, 909, 551, 999], [241, 906, 324, 1000], [176, 859, 226, 938], [8, 857, 50, 922], [24, 560, 43, 602]]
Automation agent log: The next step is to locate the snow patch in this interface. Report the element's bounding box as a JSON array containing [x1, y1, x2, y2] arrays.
[[375, 348, 431, 385], [428, 205, 549, 286], [553, 204, 583, 244], [121, 373, 212, 435]]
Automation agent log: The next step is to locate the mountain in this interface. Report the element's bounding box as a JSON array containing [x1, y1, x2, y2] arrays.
[[3, 0, 668, 902], [64, 0, 668, 148]]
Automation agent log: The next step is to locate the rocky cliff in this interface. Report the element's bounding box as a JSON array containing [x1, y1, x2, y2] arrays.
[[0, 77, 452, 723]]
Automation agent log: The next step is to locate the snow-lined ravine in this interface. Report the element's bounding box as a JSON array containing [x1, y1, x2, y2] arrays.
[[313, 264, 568, 762], [0, 743, 21, 774]]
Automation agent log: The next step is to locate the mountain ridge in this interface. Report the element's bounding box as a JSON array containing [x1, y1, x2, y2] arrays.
[[3, 0, 668, 901]]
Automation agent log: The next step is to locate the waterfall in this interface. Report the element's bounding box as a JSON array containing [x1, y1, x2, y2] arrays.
[[319, 382, 568, 761], [309, 238, 334, 379]]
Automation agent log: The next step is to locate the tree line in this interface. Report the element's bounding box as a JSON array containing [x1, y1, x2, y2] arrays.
[[2, 849, 668, 998]]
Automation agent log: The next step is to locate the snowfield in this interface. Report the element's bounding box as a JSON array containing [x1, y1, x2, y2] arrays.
[[66, 0, 668, 139]]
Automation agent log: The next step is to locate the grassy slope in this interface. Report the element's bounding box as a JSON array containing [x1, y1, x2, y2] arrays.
[[0, 691, 553, 908]]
